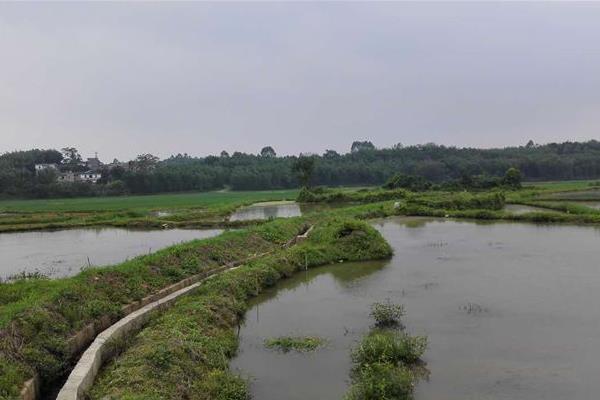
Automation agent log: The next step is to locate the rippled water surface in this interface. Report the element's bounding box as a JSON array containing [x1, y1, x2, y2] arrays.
[[232, 217, 600, 400], [0, 227, 221, 279]]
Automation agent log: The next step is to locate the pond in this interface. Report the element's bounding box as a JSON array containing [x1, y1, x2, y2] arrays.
[[0, 227, 222, 280], [232, 217, 600, 399]]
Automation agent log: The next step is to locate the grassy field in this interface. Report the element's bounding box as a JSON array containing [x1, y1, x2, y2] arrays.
[[0, 190, 299, 232], [0, 190, 299, 213]]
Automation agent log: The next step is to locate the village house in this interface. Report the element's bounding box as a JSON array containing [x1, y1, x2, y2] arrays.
[[34, 163, 59, 174], [78, 171, 102, 183]]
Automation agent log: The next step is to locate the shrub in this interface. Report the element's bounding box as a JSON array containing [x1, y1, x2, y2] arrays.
[[345, 363, 414, 400], [351, 330, 427, 368], [370, 300, 405, 327]]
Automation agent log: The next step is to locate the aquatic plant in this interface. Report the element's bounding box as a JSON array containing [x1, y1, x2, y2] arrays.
[[370, 300, 405, 328], [345, 362, 414, 400], [264, 336, 326, 353], [351, 330, 427, 368]]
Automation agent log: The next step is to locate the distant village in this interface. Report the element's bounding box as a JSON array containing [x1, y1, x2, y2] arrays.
[[34, 154, 130, 184]]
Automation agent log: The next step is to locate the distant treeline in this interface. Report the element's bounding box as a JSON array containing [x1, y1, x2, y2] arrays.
[[2, 140, 600, 198]]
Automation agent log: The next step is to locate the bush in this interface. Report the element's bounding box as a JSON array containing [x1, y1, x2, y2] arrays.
[[351, 330, 427, 368], [345, 363, 414, 400], [370, 300, 405, 327]]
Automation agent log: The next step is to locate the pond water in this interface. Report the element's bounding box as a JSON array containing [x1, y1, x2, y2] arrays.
[[503, 204, 551, 214], [229, 202, 302, 221], [0, 227, 222, 280], [580, 201, 600, 210], [232, 217, 600, 400]]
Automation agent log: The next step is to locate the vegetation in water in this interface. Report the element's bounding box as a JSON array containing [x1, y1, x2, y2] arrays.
[[350, 330, 427, 367], [0, 217, 309, 397], [264, 336, 326, 353], [87, 217, 392, 399], [370, 300, 406, 328], [345, 303, 427, 400]]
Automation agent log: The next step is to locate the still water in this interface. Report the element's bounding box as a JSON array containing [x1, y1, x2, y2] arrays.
[[232, 217, 600, 400], [229, 202, 302, 221], [0, 227, 221, 280]]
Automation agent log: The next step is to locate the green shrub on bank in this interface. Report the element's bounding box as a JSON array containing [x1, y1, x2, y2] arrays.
[[297, 187, 409, 204], [88, 217, 392, 399]]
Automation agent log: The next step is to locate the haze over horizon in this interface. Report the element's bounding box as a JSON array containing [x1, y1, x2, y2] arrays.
[[2, 2, 600, 160]]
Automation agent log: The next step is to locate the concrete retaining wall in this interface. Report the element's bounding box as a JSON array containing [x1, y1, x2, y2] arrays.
[[56, 263, 240, 400]]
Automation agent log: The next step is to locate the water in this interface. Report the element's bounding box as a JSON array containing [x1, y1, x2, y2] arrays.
[[580, 201, 600, 210], [503, 204, 551, 214], [229, 202, 302, 221], [232, 217, 600, 400], [0, 227, 222, 280]]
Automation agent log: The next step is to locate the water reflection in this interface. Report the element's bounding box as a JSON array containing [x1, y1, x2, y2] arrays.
[[229, 202, 302, 221], [0, 227, 222, 279], [233, 217, 600, 400]]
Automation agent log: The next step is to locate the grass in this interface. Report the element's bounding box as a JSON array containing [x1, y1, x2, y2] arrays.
[[345, 302, 427, 400], [370, 300, 405, 328], [264, 336, 326, 353], [0, 190, 299, 232], [0, 190, 299, 213], [0, 217, 308, 397], [88, 217, 392, 399]]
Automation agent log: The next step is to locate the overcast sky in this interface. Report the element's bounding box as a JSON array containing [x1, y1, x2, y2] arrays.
[[1, 2, 600, 161]]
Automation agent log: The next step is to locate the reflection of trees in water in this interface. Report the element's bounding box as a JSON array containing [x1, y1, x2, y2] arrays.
[[245, 260, 389, 307]]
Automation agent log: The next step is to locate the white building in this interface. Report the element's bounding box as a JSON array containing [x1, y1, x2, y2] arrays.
[[34, 163, 58, 174], [78, 171, 102, 183]]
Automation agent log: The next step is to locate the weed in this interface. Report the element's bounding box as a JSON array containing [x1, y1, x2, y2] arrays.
[[370, 300, 405, 328], [264, 336, 326, 353]]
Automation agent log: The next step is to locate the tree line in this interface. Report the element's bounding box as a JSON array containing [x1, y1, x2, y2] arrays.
[[2, 140, 600, 198]]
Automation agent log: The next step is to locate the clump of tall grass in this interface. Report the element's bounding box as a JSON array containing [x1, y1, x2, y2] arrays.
[[351, 330, 427, 368], [264, 336, 326, 353], [370, 299, 405, 328], [345, 302, 427, 400], [345, 362, 415, 400]]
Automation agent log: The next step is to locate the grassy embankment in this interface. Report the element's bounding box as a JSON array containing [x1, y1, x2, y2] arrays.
[[0, 216, 308, 398], [300, 184, 600, 225], [88, 217, 392, 399], [0, 190, 298, 232]]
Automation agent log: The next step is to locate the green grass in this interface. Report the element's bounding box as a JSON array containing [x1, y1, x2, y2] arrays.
[[0, 190, 299, 232], [0, 217, 308, 397], [88, 217, 392, 399], [0, 190, 299, 213], [264, 336, 326, 353]]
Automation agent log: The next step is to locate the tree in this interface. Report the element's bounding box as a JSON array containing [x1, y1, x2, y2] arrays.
[[323, 149, 340, 159], [220, 150, 230, 158], [351, 141, 375, 153], [392, 142, 403, 150], [133, 154, 160, 172], [61, 147, 82, 165], [292, 155, 316, 187], [503, 167, 522, 188], [260, 146, 276, 158], [525, 140, 535, 149]]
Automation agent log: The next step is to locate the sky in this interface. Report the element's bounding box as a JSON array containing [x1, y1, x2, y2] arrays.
[[1, 2, 600, 161]]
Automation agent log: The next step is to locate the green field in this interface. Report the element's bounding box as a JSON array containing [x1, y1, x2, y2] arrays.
[[0, 190, 300, 233], [0, 190, 299, 213]]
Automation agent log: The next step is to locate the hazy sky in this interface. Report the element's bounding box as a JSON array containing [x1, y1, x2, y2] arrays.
[[1, 2, 600, 161]]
